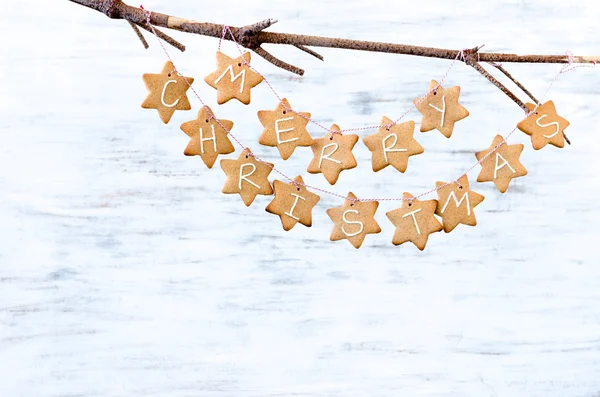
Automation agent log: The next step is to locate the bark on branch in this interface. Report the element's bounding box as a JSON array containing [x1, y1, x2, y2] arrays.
[[69, 0, 596, 138]]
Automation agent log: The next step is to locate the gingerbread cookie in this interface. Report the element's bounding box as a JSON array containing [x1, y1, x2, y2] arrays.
[[141, 61, 194, 124], [326, 192, 381, 249], [265, 176, 321, 231], [475, 134, 527, 193], [435, 175, 485, 233], [516, 101, 570, 150], [180, 106, 235, 168], [306, 125, 359, 185], [204, 52, 264, 105], [414, 80, 469, 138], [258, 98, 313, 160], [386, 193, 443, 250], [220, 148, 273, 206], [362, 117, 423, 172]]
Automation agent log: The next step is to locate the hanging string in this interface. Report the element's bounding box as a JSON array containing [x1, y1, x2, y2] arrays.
[[140, 6, 588, 204], [217, 25, 466, 134]]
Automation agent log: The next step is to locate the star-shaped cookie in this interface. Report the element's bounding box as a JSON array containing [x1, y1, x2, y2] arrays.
[[220, 149, 273, 206], [307, 125, 359, 185], [204, 51, 264, 105], [362, 117, 424, 172], [516, 101, 570, 150], [435, 175, 485, 233], [475, 134, 527, 193], [180, 106, 235, 168], [326, 192, 381, 249], [141, 61, 194, 124], [265, 176, 321, 231], [386, 193, 443, 250], [258, 98, 314, 160], [414, 80, 469, 138]]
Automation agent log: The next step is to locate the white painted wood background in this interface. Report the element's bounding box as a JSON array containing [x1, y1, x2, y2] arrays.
[[1, 1, 599, 396]]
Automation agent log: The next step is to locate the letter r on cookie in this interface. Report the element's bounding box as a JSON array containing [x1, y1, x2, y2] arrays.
[[238, 163, 261, 190]]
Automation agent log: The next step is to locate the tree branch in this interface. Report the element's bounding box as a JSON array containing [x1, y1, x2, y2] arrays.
[[134, 22, 186, 52], [466, 57, 571, 144], [69, 0, 599, 65], [490, 63, 540, 105], [464, 57, 528, 112], [128, 21, 148, 49], [294, 45, 324, 61], [69, 0, 596, 133], [253, 46, 305, 75]]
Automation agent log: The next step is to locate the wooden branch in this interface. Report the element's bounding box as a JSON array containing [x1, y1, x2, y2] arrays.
[[241, 18, 278, 36], [490, 63, 540, 105], [465, 57, 528, 112], [294, 45, 324, 61], [68, 0, 598, 65], [253, 47, 305, 76], [128, 21, 148, 49], [68, 0, 596, 133], [468, 58, 571, 144], [134, 22, 186, 52]]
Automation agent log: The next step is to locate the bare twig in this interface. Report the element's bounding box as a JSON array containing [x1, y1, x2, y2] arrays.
[[128, 21, 148, 49], [465, 57, 528, 112], [135, 22, 186, 52], [294, 44, 324, 61], [490, 63, 540, 105], [253, 47, 305, 76], [241, 18, 278, 36], [468, 58, 571, 144]]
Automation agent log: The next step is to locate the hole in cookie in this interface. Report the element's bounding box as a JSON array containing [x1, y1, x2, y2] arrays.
[[330, 136, 333, 140], [168, 73, 172, 77], [350, 203, 354, 207], [205, 119, 209, 123], [238, 63, 242, 67], [297, 187, 300, 191], [283, 110, 286, 114], [458, 185, 463, 190], [408, 202, 412, 207], [433, 90, 437, 95], [245, 155, 249, 158]]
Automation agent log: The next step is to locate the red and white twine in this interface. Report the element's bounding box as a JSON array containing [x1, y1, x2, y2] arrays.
[[140, 6, 590, 204]]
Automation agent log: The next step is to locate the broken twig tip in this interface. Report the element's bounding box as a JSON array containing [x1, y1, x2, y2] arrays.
[[294, 44, 324, 61], [128, 21, 149, 49]]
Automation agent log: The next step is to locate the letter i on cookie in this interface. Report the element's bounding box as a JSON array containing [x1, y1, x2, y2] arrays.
[[266, 176, 320, 231]]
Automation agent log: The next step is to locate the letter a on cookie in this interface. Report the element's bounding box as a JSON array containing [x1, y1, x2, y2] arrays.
[[475, 134, 527, 193]]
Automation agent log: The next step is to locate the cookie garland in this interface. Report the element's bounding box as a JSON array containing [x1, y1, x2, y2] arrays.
[[136, 43, 573, 249], [141, 61, 194, 124]]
